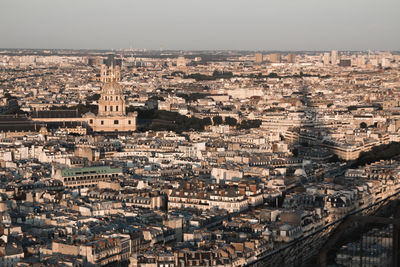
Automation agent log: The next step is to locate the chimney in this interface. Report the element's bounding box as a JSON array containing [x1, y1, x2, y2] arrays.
[[250, 184, 257, 194], [220, 189, 225, 196], [239, 188, 245, 196]]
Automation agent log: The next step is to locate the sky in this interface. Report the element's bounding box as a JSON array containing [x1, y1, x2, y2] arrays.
[[0, 0, 399, 51]]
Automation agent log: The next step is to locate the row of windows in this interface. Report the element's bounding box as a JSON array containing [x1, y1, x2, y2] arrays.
[[65, 179, 108, 185], [63, 173, 119, 181], [108, 120, 131, 125], [104, 96, 124, 101], [89, 120, 132, 125], [105, 105, 120, 112], [64, 175, 110, 181], [67, 184, 96, 189]]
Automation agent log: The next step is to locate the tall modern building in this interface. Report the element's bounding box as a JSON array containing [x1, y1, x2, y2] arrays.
[[331, 50, 339, 65], [339, 59, 351, 67], [255, 53, 263, 64], [355, 56, 366, 67], [323, 53, 331, 65], [287, 53, 296, 63], [269, 53, 281, 63]]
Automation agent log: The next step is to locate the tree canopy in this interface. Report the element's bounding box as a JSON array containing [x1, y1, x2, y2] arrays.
[[86, 93, 100, 102], [213, 116, 223, 125], [134, 108, 211, 133], [238, 119, 262, 129], [224, 117, 237, 126]]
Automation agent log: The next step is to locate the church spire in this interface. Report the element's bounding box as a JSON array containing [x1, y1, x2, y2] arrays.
[[101, 64, 120, 83]]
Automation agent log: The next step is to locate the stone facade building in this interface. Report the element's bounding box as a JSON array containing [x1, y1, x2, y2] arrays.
[[85, 65, 137, 132]]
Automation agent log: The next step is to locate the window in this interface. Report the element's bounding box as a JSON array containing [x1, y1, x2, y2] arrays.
[[114, 120, 119, 124], [128, 120, 131, 125], [101, 120, 104, 125], [110, 106, 113, 111], [116, 96, 118, 100], [105, 96, 107, 100], [116, 106, 119, 112], [89, 119, 93, 124], [105, 106, 107, 111], [110, 96, 113, 101]]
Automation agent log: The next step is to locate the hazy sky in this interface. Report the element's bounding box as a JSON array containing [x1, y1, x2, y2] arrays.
[[1, 0, 399, 51]]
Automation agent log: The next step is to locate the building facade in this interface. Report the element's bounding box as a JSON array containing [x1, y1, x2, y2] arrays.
[[32, 64, 137, 133], [85, 65, 137, 132], [54, 166, 123, 189]]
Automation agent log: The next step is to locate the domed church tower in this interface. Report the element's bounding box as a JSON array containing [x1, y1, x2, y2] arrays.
[[31, 63, 136, 134], [85, 64, 137, 132], [98, 65, 126, 116]]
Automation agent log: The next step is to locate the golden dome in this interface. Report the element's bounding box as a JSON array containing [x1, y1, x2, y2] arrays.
[[102, 81, 123, 95]]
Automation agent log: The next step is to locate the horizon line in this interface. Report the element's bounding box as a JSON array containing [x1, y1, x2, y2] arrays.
[[0, 48, 399, 53]]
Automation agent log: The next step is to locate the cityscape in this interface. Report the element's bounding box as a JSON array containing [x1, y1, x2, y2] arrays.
[[1, 1, 400, 267]]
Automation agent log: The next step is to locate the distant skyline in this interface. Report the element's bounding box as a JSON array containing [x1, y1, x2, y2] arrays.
[[1, 0, 399, 51]]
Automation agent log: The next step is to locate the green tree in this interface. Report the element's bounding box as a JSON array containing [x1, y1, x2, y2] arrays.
[[4, 93, 16, 100], [213, 116, 223, 125], [203, 117, 212, 126], [86, 93, 100, 102], [238, 119, 262, 129], [224, 117, 237, 126]]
